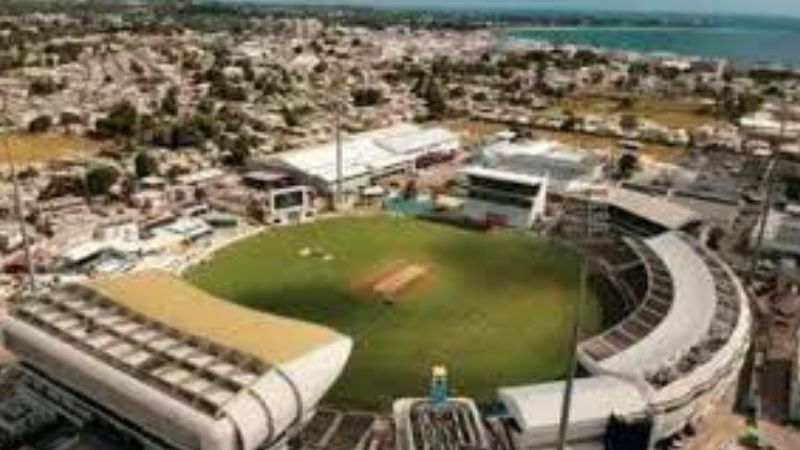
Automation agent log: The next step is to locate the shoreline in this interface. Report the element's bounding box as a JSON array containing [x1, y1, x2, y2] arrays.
[[502, 26, 800, 69]]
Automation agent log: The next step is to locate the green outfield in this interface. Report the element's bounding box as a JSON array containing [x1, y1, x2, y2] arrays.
[[187, 216, 601, 410]]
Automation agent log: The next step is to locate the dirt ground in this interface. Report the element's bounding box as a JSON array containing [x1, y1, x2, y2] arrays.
[[0, 133, 101, 165], [445, 118, 506, 150], [685, 393, 800, 450], [372, 263, 430, 298], [554, 93, 725, 130], [352, 259, 433, 301]]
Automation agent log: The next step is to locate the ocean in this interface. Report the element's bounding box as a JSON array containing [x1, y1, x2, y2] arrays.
[[228, 2, 800, 66], [504, 16, 800, 67]]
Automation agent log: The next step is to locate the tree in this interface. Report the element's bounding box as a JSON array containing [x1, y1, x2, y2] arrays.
[[402, 179, 418, 200], [197, 98, 215, 115], [28, 115, 52, 133], [352, 87, 384, 107], [615, 153, 639, 180], [209, 76, 247, 102], [166, 165, 189, 182], [171, 120, 206, 148], [422, 76, 447, 119], [39, 175, 83, 200], [59, 111, 83, 130], [227, 135, 252, 166], [85, 166, 120, 197], [281, 106, 300, 128], [618, 96, 636, 110], [28, 76, 63, 96], [134, 151, 159, 178], [239, 59, 255, 83], [94, 101, 138, 138], [620, 113, 639, 132], [161, 85, 179, 116]]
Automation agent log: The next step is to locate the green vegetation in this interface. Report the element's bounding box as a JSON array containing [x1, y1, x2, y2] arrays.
[[134, 150, 159, 179], [352, 86, 385, 107], [27, 115, 53, 133], [188, 216, 601, 410], [94, 100, 139, 139], [85, 165, 119, 197], [554, 94, 725, 130]]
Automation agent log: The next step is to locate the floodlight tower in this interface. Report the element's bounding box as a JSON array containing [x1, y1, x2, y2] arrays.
[[2, 91, 37, 294], [556, 186, 602, 450], [743, 93, 791, 428], [335, 97, 343, 206], [329, 63, 346, 210]]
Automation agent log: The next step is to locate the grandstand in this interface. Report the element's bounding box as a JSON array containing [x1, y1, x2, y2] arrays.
[[498, 190, 751, 450], [0, 271, 353, 450], [458, 166, 549, 228]]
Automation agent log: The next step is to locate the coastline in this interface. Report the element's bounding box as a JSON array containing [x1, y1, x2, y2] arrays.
[[503, 24, 800, 68]]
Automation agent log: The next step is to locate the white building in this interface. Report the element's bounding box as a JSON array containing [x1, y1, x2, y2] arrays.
[[263, 124, 459, 195], [456, 138, 602, 229], [478, 138, 604, 192], [740, 111, 800, 140], [458, 166, 548, 228], [266, 186, 316, 226]]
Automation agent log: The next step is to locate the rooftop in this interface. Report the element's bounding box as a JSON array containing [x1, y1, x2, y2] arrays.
[[499, 375, 647, 433], [597, 233, 717, 376], [605, 188, 701, 231], [459, 165, 548, 188], [85, 270, 342, 365]]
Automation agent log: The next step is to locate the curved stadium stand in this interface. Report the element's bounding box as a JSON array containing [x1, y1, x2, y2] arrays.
[[499, 215, 751, 450]]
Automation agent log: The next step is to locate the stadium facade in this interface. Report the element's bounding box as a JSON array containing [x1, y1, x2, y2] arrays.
[[498, 192, 751, 450], [0, 271, 353, 450]]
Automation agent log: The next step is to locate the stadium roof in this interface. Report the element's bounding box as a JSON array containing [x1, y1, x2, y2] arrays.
[[605, 188, 701, 230], [597, 233, 717, 375], [375, 127, 458, 155], [4, 271, 352, 450], [86, 270, 342, 364], [459, 165, 548, 187], [499, 375, 647, 434]]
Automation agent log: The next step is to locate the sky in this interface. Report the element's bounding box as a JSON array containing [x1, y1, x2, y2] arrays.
[[242, 0, 800, 17]]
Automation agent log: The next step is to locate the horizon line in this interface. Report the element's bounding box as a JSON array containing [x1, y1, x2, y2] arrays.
[[203, 1, 800, 20]]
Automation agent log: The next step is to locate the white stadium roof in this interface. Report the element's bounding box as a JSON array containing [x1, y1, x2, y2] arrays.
[[597, 233, 717, 376], [605, 187, 701, 230], [459, 165, 548, 187], [499, 230, 751, 447], [499, 376, 647, 439], [2, 271, 352, 450]]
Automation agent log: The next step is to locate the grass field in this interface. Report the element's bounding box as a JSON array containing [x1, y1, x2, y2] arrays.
[[555, 94, 723, 130], [187, 216, 601, 410]]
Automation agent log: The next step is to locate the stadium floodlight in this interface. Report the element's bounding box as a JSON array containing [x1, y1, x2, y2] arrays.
[[2, 91, 37, 294], [741, 93, 793, 426], [326, 62, 346, 210], [556, 186, 599, 450]]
